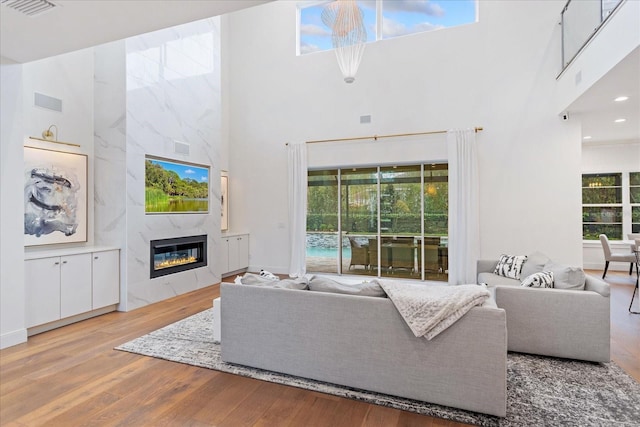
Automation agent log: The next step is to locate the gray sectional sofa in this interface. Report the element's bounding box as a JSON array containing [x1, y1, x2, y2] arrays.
[[477, 253, 610, 363], [220, 282, 508, 417]]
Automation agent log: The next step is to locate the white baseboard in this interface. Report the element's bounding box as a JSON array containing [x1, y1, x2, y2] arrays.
[[27, 305, 117, 337], [0, 328, 28, 349], [584, 262, 634, 272]]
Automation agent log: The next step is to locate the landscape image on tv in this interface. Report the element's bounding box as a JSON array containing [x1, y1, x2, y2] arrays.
[[145, 156, 209, 214]]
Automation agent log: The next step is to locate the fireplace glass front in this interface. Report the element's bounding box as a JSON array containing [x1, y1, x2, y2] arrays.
[[150, 235, 207, 278]]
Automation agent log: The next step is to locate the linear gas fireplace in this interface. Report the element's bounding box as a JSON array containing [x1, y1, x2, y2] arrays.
[[150, 235, 207, 278]]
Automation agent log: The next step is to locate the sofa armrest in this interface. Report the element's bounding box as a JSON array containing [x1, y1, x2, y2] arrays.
[[494, 286, 610, 362], [477, 259, 497, 274], [585, 275, 610, 297]]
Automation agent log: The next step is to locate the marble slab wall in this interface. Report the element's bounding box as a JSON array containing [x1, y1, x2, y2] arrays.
[[95, 17, 222, 311], [94, 41, 128, 309]]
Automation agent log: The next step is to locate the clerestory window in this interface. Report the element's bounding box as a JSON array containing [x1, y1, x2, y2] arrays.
[[298, 0, 478, 55]]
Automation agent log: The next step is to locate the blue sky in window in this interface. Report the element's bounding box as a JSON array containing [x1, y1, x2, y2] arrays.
[[300, 0, 477, 54], [149, 159, 209, 182]]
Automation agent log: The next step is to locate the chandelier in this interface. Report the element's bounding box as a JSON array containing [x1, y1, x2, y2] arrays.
[[321, 0, 367, 83]]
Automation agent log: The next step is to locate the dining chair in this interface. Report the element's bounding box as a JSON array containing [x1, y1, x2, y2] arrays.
[[628, 233, 640, 256], [599, 234, 636, 278]]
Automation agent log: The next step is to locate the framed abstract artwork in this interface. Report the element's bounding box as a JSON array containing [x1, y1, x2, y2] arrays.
[[24, 146, 88, 246]]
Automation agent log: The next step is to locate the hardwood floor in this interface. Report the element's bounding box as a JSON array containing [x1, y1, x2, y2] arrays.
[[1, 270, 638, 426]]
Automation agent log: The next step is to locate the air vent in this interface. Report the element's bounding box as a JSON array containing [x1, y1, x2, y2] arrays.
[[174, 140, 190, 155], [1, 0, 58, 17]]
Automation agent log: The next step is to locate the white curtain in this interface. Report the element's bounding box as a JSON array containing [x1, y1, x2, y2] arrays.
[[447, 129, 479, 285], [287, 143, 308, 278]]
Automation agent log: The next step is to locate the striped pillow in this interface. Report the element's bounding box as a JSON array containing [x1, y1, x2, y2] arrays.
[[494, 254, 528, 280], [521, 271, 554, 288]]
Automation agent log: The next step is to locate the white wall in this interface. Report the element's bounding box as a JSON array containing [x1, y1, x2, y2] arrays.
[[226, 0, 584, 274], [1, 49, 94, 349], [0, 58, 26, 349], [582, 140, 640, 271], [22, 49, 96, 251]]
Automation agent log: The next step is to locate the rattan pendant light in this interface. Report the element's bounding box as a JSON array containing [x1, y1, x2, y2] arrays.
[[321, 0, 367, 83]]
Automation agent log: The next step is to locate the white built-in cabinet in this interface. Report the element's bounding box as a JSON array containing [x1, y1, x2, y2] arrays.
[[221, 233, 249, 276], [25, 247, 120, 330], [92, 250, 121, 309]]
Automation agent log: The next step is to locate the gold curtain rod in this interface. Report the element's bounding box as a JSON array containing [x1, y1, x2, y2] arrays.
[[28, 136, 80, 148], [286, 127, 483, 145]]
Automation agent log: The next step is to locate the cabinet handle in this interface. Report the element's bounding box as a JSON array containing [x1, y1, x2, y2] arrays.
[[94, 256, 99, 259], [54, 261, 60, 265], [62, 261, 67, 264]]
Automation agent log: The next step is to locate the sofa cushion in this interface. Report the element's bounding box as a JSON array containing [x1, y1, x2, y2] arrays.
[[239, 273, 310, 290], [543, 262, 586, 291], [494, 254, 528, 280], [521, 251, 551, 278], [308, 276, 386, 297], [521, 271, 554, 288], [478, 272, 519, 287]]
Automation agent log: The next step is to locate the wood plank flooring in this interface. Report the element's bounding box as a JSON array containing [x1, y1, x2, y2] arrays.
[[1, 270, 638, 426]]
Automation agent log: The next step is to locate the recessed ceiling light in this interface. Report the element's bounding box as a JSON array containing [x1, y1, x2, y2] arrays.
[[583, 136, 592, 140], [614, 118, 626, 123], [614, 96, 629, 102]]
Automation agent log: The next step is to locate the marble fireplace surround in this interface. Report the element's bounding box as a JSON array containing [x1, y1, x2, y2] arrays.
[[94, 17, 222, 312]]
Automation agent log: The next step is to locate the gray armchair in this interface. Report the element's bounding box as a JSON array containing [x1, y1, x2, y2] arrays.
[[600, 234, 636, 278]]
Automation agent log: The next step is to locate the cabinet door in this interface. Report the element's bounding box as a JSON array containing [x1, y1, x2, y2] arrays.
[[25, 258, 61, 328], [92, 250, 120, 308], [236, 235, 249, 269], [228, 235, 249, 272], [221, 237, 230, 274], [60, 253, 92, 318]]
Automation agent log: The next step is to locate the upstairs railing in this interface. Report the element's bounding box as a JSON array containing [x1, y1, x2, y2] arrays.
[[561, 0, 624, 72]]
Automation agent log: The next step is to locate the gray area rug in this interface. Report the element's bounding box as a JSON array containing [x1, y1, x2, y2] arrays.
[[115, 309, 640, 427]]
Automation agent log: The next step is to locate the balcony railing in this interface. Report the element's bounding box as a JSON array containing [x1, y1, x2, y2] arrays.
[[561, 0, 623, 71]]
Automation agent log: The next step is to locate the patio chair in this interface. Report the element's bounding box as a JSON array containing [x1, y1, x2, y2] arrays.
[[369, 238, 391, 272], [390, 243, 415, 274], [348, 236, 369, 270]]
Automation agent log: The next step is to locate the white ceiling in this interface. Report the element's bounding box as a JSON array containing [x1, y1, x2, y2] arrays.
[[1, 0, 637, 146], [567, 46, 640, 145], [0, 0, 271, 63]]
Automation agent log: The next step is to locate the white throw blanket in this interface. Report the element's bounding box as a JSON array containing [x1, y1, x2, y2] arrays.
[[377, 280, 490, 340]]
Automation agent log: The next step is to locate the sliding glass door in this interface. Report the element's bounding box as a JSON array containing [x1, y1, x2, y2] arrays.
[[341, 168, 377, 274], [307, 169, 339, 274], [307, 163, 448, 282], [424, 164, 449, 280]]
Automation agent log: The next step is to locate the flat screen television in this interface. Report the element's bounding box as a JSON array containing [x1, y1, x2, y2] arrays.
[[145, 155, 209, 214]]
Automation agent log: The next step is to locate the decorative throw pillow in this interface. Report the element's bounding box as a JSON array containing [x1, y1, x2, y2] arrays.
[[543, 262, 586, 291], [521, 271, 554, 288], [494, 254, 528, 280], [520, 251, 551, 279]]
